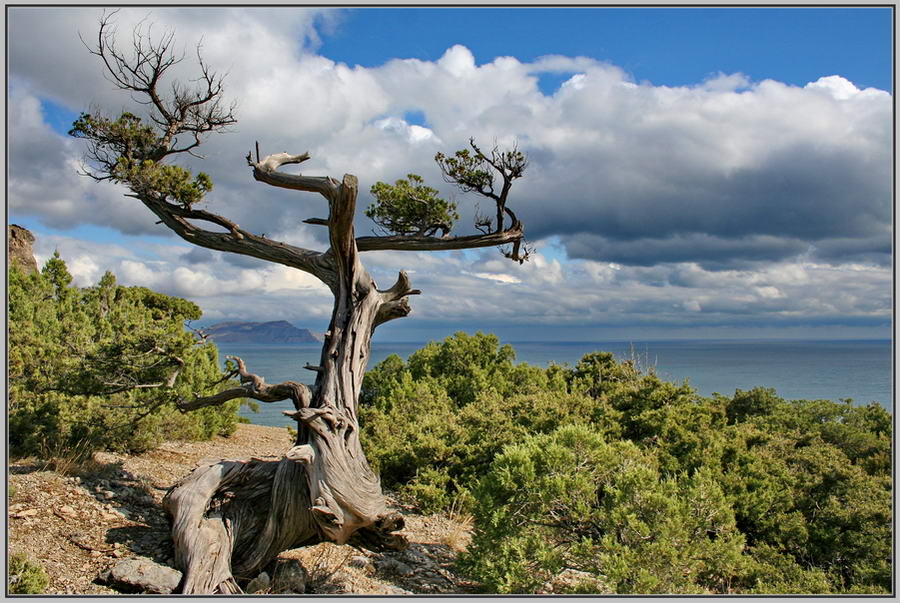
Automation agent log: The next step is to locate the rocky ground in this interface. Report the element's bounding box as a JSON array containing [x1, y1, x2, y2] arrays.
[[7, 423, 477, 595]]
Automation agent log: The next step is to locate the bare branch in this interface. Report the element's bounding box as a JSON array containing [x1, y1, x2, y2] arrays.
[[248, 148, 339, 199], [177, 355, 312, 412], [379, 271, 421, 301], [81, 10, 235, 162], [133, 191, 336, 285], [374, 298, 413, 328], [356, 221, 524, 254], [255, 150, 311, 172]]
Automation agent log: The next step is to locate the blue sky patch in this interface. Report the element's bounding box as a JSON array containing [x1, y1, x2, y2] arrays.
[[536, 73, 580, 96], [402, 109, 427, 127], [318, 7, 892, 91], [41, 97, 80, 137]]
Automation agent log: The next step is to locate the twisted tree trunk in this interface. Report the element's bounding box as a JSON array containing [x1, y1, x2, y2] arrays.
[[163, 171, 411, 594]]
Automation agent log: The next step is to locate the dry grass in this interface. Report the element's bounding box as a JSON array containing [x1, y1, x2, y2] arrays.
[[37, 438, 97, 476], [627, 342, 658, 375], [441, 497, 474, 552], [441, 515, 473, 552]]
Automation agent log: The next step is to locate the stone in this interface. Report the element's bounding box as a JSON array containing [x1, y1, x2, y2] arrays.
[[58, 505, 77, 516], [100, 557, 182, 594], [245, 571, 271, 594], [402, 547, 431, 564], [376, 556, 414, 577], [271, 558, 307, 594], [8, 225, 37, 274]]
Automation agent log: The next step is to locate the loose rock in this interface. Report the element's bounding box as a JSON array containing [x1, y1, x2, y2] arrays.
[[271, 558, 307, 594], [377, 557, 414, 577], [245, 571, 271, 594], [348, 555, 374, 572], [384, 585, 413, 594], [99, 557, 182, 594], [540, 568, 613, 594], [92, 451, 124, 465]]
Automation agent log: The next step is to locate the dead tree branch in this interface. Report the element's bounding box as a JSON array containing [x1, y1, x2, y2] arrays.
[[177, 356, 312, 412]]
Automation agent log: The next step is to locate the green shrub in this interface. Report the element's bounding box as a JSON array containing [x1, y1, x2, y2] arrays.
[[359, 335, 891, 594], [360, 332, 607, 512], [8, 257, 244, 457], [460, 424, 746, 594], [739, 543, 834, 594], [720, 424, 891, 592], [8, 553, 50, 594], [726, 388, 891, 475]]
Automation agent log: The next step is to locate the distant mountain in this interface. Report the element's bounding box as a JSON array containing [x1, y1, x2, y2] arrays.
[[204, 321, 322, 344]]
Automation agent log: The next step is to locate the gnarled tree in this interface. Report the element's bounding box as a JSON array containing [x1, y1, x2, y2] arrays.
[[71, 14, 529, 594]]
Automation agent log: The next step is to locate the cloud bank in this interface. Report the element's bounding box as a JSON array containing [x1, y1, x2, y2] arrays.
[[8, 7, 892, 338]]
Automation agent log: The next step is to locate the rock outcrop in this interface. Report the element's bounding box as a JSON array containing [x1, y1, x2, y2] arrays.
[[8, 224, 38, 274]]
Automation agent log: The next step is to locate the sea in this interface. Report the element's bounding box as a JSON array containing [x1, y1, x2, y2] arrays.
[[212, 339, 894, 428]]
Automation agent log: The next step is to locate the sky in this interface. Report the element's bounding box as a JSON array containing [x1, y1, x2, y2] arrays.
[[6, 6, 894, 342]]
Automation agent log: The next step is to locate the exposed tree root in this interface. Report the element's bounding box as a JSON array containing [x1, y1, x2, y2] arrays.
[[163, 458, 316, 594], [163, 451, 406, 594]]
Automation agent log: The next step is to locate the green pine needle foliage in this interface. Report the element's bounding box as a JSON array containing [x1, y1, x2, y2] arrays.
[[69, 112, 212, 207], [367, 174, 459, 236]]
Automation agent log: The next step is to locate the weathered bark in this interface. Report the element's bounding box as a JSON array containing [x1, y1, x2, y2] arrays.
[[162, 156, 417, 594]]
